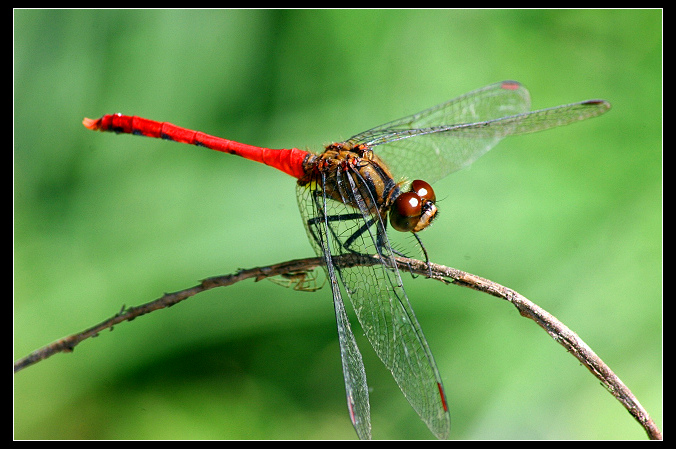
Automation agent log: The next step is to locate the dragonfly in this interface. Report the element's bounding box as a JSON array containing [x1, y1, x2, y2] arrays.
[[83, 81, 610, 439]]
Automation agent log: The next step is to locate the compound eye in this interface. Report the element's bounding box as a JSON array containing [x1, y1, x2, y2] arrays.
[[390, 192, 422, 232], [396, 192, 422, 217], [410, 179, 435, 202]]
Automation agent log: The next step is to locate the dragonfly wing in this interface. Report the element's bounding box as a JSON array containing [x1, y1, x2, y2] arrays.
[[332, 277, 372, 440], [364, 131, 510, 187], [297, 167, 451, 439], [347, 81, 531, 185], [350, 81, 532, 136], [297, 179, 371, 439], [346, 81, 610, 185]]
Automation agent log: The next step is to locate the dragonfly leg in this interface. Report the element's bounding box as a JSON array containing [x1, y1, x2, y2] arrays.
[[305, 187, 380, 255], [412, 233, 433, 278], [305, 192, 432, 279]]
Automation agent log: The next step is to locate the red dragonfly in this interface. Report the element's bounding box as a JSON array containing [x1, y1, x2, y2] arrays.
[[83, 81, 610, 439]]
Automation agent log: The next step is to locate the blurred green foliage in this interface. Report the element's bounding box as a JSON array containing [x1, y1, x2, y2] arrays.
[[15, 9, 661, 440]]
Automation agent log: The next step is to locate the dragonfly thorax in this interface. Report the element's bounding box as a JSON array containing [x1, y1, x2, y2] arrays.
[[300, 143, 437, 234], [300, 143, 396, 213]]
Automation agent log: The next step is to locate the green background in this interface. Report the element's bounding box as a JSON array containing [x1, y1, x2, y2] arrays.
[[14, 9, 661, 440]]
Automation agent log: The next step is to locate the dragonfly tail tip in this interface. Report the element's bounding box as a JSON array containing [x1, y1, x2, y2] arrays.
[[82, 117, 101, 130]]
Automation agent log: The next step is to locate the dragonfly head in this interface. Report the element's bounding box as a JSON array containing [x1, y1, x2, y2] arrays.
[[390, 180, 437, 233]]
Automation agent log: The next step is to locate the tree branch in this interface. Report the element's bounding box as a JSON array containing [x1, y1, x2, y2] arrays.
[[13, 255, 661, 440]]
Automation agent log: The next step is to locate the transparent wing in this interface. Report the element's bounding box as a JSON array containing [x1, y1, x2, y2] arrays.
[[297, 167, 451, 439], [331, 275, 372, 440], [297, 177, 371, 439], [351, 81, 532, 137], [345, 81, 610, 184]]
